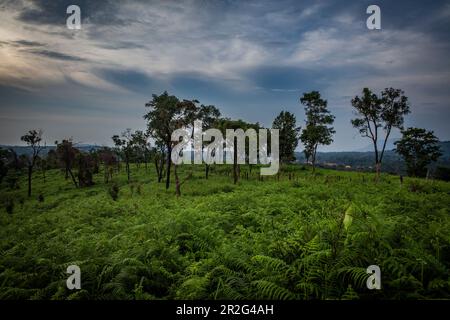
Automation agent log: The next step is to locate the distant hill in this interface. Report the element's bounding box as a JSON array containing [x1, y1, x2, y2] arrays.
[[296, 141, 450, 174], [2, 141, 449, 175], [353, 138, 399, 152], [0, 144, 103, 156]]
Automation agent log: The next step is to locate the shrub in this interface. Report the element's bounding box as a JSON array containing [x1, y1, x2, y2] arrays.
[[108, 183, 119, 201], [5, 171, 19, 190], [4, 197, 14, 214], [221, 185, 234, 193], [136, 183, 142, 195], [129, 183, 135, 195], [434, 166, 450, 182], [292, 181, 301, 188], [408, 181, 426, 193]]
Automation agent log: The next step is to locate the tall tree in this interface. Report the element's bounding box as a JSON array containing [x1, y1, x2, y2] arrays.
[[76, 153, 95, 187], [144, 92, 198, 189], [152, 140, 166, 183], [131, 130, 150, 171], [198, 104, 221, 179], [55, 139, 79, 188], [98, 147, 117, 183], [272, 111, 300, 164], [20, 129, 43, 197], [351, 87, 410, 178], [395, 127, 442, 177], [112, 129, 136, 183], [216, 118, 260, 184], [0, 148, 11, 184], [299, 91, 335, 172]]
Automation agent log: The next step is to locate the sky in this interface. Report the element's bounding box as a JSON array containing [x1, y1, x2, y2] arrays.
[[0, 0, 449, 151]]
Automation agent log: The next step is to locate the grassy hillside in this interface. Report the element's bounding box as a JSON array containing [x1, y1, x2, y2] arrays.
[[0, 165, 449, 300]]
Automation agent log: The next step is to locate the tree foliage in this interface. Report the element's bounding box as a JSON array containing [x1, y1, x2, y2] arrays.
[[395, 127, 442, 177], [20, 129, 43, 197], [272, 111, 300, 164], [300, 91, 335, 172], [351, 88, 410, 177]]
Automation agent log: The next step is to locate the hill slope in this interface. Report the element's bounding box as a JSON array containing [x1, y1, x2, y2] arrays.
[[1, 165, 449, 299]]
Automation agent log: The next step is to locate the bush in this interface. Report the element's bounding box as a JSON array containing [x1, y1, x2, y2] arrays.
[[434, 166, 450, 182], [4, 197, 14, 214], [5, 171, 19, 190], [408, 181, 429, 193], [108, 183, 119, 201], [136, 183, 142, 195], [292, 181, 301, 188]]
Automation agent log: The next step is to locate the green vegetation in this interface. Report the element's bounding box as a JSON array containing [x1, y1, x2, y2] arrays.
[[1, 165, 449, 300]]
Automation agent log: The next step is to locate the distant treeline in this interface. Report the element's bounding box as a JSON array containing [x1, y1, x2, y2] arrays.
[[295, 141, 450, 176]]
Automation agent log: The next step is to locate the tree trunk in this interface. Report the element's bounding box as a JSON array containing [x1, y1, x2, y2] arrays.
[[69, 168, 78, 188], [159, 155, 165, 182], [126, 159, 130, 183], [27, 165, 32, 197], [175, 164, 181, 197], [233, 143, 238, 184], [312, 145, 317, 173], [375, 162, 381, 181], [166, 146, 172, 189], [42, 167, 46, 183]]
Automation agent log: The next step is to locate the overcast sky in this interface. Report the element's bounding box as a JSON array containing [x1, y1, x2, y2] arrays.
[[0, 0, 449, 151]]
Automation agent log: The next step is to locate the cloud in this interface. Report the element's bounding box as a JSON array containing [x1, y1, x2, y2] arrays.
[[17, 0, 124, 26], [95, 68, 157, 93], [28, 49, 87, 61], [11, 39, 44, 47], [0, 0, 449, 148]]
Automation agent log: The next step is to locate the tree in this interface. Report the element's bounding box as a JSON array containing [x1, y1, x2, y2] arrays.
[[198, 104, 221, 179], [20, 129, 43, 197], [131, 130, 151, 171], [55, 139, 79, 188], [272, 111, 300, 164], [0, 148, 11, 184], [112, 129, 136, 183], [98, 147, 117, 183], [351, 87, 410, 178], [299, 91, 335, 172], [152, 140, 166, 183], [216, 118, 260, 184], [395, 127, 442, 177], [144, 92, 198, 190], [76, 153, 95, 187]]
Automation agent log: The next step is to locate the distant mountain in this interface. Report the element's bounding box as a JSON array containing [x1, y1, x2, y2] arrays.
[[295, 141, 450, 174], [0, 144, 103, 156], [2, 141, 449, 175], [353, 138, 399, 152]]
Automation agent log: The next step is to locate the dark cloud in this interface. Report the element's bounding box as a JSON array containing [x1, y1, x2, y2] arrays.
[[95, 68, 157, 93], [243, 66, 325, 91], [1, 0, 449, 148], [0, 39, 44, 47], [29, 49, 86, 61], [17, 0, 125, 26], [12, 40, 44, 47]]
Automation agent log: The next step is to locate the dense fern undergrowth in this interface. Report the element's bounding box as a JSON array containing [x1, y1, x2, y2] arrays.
[[0, 165, 449, 300]]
